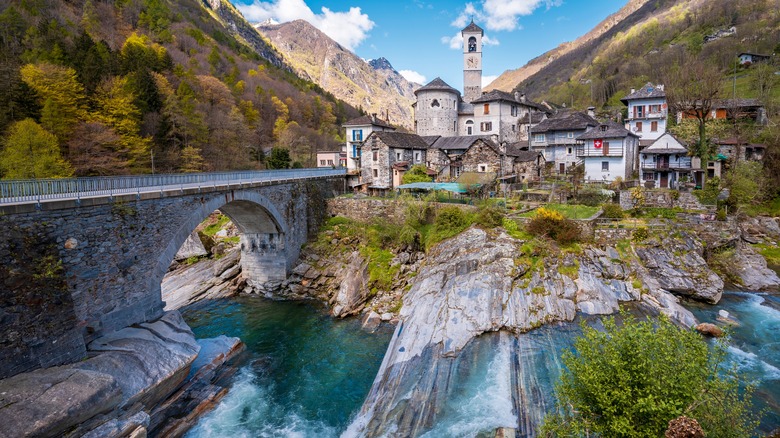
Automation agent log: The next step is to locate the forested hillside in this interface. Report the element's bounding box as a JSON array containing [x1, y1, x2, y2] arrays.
[[0, 0, 360, 178], [513, 0, 780, 111]]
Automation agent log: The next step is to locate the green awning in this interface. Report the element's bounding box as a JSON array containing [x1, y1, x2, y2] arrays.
[[397, 182, 469, 194]]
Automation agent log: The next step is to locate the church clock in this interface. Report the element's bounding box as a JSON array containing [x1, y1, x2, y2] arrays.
[[466, 56, 479, 69]]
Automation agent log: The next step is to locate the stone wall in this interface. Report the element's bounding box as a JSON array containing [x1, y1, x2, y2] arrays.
[[619, 189, 708, 210], [327, 198, 477, 224], [0, 178, 340, 379]]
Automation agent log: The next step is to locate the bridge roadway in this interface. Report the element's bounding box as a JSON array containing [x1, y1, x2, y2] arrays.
[[0, 168, 346, 213], [0, 168, 345, 378]]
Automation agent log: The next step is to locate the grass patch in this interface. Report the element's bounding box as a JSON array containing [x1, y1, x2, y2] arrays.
[[558, 259, 580, 279], [520, 203, 599, 220], [754, 243, 780, 265], [630, 207, 683, 219], [202, 213, 231, 237]]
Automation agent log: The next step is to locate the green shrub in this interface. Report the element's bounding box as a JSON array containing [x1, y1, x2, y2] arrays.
[[426, 206, 473, 248], [601, 203, 624, 219], [541, 314, 761, 438], [476, 204, 504, 228], [526, 207, 580, 245], [716, 208, 727, 221], [632, 227, 649, 242]]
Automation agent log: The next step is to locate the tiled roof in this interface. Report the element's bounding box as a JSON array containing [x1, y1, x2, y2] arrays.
[[471, 90, 546, 111], [421, 135, 441, 146], [577, 121, 638, 140], [643, 132, 688, 154], [712, 98, 763, 109], [414, 77, 460, 96], [461, 20, 484, 35], [370, 131, 430, 150], [429, 135, 494, 151], [519, 112, 546, 124], [505, 143, 541, 161], [530, 111, 598, 133], [621, 82, 665, 104], [343, 115, 394, 129]]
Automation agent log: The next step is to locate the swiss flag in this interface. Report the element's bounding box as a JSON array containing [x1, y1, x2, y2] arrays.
[[594, 139, 603, 149]]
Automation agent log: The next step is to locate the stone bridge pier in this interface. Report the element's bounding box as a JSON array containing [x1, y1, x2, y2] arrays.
[[0, 177, 342, 379]]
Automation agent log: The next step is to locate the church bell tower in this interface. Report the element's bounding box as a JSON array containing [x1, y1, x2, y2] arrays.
[[462, 20, 483, 104]]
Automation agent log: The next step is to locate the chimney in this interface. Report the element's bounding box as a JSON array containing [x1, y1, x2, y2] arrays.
[[658, 84, 664, 91], [514, 91, 521, 102], [371, 113, 377, 123], [630, 88, 636, 94], [587, 106, 596, 118]]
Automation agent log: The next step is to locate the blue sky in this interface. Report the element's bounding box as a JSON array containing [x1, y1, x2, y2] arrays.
[[232, 0, 628, 90]]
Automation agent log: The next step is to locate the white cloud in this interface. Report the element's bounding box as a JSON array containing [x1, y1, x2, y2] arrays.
[[238, 0, 374, 51], [452, 0, 562, 32], [441, 33, 500, 50], [399, 70, 427, 84], [482, 75, 498, 87]]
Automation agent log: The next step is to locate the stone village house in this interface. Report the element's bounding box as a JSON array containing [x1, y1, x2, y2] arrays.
[[357, 131, 544, 195]]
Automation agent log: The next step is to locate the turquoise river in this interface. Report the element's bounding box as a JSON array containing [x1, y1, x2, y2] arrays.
[[181, 291, 780, 437]]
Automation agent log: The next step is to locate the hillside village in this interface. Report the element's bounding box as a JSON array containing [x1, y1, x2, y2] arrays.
[[320, 20, 773, 201]]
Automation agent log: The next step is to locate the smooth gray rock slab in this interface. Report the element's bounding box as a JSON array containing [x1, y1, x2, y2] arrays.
[[0, 367, 122, 438], [174, 231, 208, 261], [332, 252, 370, 318], [75, 311, 199, 409]]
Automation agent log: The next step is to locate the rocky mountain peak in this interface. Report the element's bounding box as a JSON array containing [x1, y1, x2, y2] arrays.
[[369, 57, 395, 72]]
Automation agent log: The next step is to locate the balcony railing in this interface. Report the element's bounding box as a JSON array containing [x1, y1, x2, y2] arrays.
[[0, 168, 346, 205], [532, 137, 582, 146], [576, 145, 624, 157], [640, 161, 692, 170]]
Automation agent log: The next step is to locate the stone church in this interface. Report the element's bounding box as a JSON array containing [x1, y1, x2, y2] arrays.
[[413, 21, 544, 144]]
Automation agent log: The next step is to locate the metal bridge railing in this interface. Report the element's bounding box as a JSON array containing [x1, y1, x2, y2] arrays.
[[0, 168, 346, 205]]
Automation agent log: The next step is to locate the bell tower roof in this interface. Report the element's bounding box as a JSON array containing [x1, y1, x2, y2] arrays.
[[461, 20, 484, 35]]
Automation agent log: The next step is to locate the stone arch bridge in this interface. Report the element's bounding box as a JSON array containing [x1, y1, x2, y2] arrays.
[[0, 169, 344, 378]]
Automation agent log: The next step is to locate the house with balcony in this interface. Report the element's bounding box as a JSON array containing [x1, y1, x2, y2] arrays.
[[621, 83, 667, 148], [639, 132, 694, 189], [529, 111, 598, 174], [343, 114, 395, 187], [576, 122, 639, 183]]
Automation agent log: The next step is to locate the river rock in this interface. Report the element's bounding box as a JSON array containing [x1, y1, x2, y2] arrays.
[[729, 244, 780, 291], [695, 322, 724, 337], [635, 232, 723, 304], [163, 249, 241, 310], [174, 231, 208, 261], [75, 311, 200, 409], [332, 252, 370, 318], [0, 367, 122, 438], [362, 311, 382, 332]]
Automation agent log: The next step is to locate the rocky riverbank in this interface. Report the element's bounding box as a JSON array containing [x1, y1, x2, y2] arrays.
[[0, 311, 244, 438], [345, 219, 780, 436]]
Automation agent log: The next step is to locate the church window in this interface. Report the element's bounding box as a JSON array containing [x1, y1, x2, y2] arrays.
[[431, 99, 440, 108], [468, 37, 477, 52], [483, 104, 490, 114]]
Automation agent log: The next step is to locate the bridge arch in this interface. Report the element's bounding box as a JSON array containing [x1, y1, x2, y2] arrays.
[[151, 190, 290, 303]]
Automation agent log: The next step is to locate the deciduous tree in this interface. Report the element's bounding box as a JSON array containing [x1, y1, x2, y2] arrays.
[[664, 55, 722, 162], [20, 62, 87, 139], [0, 118, 73, 179]]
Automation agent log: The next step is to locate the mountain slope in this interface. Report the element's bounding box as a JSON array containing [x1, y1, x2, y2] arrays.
[[255, 19, 417, 129], [493, 0, 780, 110], [0, 0, 361, 177], [487, 0, 653, 93]]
